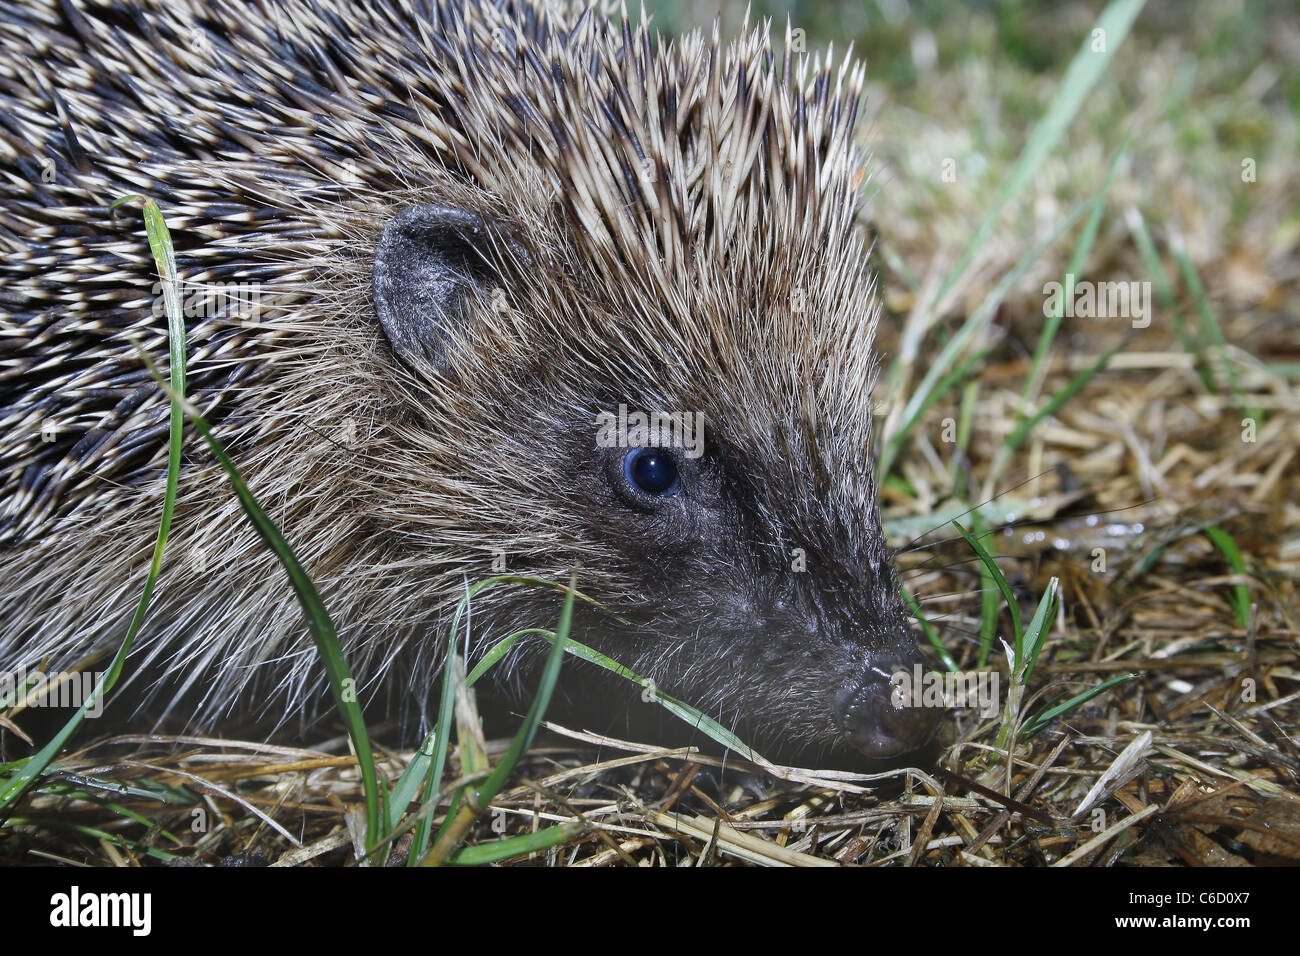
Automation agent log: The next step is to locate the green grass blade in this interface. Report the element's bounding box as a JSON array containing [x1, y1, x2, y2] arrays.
[[879, 199, 1092, 482], [42, 791, 184, 843], [1002, 341, 1123, 458], [0, 198, 185, 810], [36, 773, 193, 805], [476, 575, 574, 803], [970, 512, 1001, 669], [879, 345, 991, 482], [186, 414, 381, 850], [469, 626, 762, 761], [2, 818, 179, 863], [409, 622, 461, 864], [1021, 674, 1136, 738], [421, 577, 575, 865], [387, 729, 437, 834], [545, 632, 762, 761], [410, 574, 617, 863], [952, 520, 1023, 652], [1123, 205, 1177, 310], [447, 822, 585, 866], [1171, 243, 1258, 423], [465, 629, 552, 686], [1018, 143, 1128, 413], [882, 0, 1144, 473], [1123, 516, 1222, 580], [900, 584, 959, 672], [425, 574, 759, 759], [929, 0, 1146, 312], [949, 377, 979, 488], [1123, 205, 1215, 391], [1018, 577, 1060, 686], [1205, 526, 1252, 627], [992, 577, 1059, 757]]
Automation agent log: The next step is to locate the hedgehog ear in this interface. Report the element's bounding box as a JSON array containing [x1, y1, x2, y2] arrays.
[[372, 205, 527, 373]]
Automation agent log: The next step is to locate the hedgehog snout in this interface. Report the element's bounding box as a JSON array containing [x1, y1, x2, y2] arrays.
[[833, 650, 941, 759]]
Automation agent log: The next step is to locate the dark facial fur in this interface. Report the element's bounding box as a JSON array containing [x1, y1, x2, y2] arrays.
[[0, 0, 937, 766]]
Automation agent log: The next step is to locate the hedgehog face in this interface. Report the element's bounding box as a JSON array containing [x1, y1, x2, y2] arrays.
[[580, 432, 941, 764], [373, 203, 938, 767]]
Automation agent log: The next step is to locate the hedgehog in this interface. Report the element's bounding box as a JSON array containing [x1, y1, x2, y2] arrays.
[[0, 0, 939, 767]]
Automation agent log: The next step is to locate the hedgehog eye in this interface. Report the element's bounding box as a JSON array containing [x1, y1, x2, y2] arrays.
[[624, 448, 680, 496]]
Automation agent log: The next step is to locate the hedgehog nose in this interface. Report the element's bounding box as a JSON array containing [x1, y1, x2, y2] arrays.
[[835, 657, 941, 760]]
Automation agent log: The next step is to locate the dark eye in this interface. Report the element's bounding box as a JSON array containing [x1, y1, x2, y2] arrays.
[[624, 447, 680, 496]]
